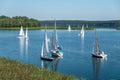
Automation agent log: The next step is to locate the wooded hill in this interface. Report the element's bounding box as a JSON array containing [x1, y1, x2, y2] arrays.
[[0, 15, 41, 28], [0, 15, 120, 29], [41, 20, 120, 29]]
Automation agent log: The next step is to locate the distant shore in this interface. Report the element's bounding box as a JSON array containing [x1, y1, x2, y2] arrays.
[[0, 27, 94, 30], [0, 27, 119, 30]]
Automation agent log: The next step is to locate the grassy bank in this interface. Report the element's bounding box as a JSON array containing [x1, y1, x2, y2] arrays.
[[0, 57, 86, 80]]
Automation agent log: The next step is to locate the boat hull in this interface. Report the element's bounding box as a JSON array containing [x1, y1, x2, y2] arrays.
[[41, 57, 53, 61], [92, 54, 103, 58], [51, 50, 63, 57], [52, 53, 61, 57]]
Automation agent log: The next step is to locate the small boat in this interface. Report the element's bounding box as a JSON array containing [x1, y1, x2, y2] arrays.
[[41, 29, 54, 61], [25, 27, 28, 40], [92, 29, 107, 58], [80, 25, 84, 38], [51, 20, 63, 57], [68, 25, 71, 32], [19, 26, 25, 37]]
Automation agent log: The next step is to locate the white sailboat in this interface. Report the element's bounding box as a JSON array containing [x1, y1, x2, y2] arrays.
[[92, 29, 107, 58], [51, 20, 63, 57], [80, 25, 84, 38], [25, 27, 28, 40], [68, 25, 71, 32], [41, 29, 53, 61], [19, 26, 24, 37]]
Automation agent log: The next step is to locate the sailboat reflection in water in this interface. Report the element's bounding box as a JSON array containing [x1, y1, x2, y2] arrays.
[[25, 39, 28, 62], [92, 57, 107, 80], [52, 57, 61, 71], [92, 57, 101, 80], [41, 57, 61, 71], [19, 36, 28, 61], [41, 60, 52, 69], [19, 37, 24, 59]]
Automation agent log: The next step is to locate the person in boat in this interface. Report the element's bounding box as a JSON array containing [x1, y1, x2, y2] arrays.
[[54, 47, 60, 54], [57, 45, 62, 51], [98, 52, 100, 55]]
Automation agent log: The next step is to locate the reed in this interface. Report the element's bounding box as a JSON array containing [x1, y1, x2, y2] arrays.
[[0, 57, 79, 80]]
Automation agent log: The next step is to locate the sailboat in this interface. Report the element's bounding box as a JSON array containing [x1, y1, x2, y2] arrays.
[[68, 25, 71, 32], [92, 29, 107, 58], [25, 27, 28, 40], [19, 26, 25, 37], [80, 25, 84, 38], [41, 29, 54, 61], [51, 20, 63, 57]]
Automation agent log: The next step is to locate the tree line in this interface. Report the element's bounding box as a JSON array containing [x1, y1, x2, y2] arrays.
[[41, 20, 120, 29], [0, 15, 41, 28]]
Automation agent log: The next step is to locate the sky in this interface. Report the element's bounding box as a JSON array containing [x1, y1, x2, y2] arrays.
[[0, 0, 120, 20]]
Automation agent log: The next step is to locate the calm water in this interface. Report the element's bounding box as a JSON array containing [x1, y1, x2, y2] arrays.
[[0, 29, 120, 80]]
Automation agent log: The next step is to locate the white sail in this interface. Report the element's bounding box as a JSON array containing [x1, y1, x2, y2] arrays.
[[25, 27, 28, 40], [68, 25, 71, 32], [19, 26, 24, 37], [81, 25, 84, 37], [41, 28, 53, 61], [41, 43, 44, 57], [44, 29, 49, 56]]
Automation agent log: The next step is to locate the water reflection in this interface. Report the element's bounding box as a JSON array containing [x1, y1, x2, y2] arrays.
[[81, 37, 84, 53], [19, 38, 28, 61], [92, 57, 101, 80], [41, 57, 61, 71], [41, 60, 52, 69], [52, 57, 60, 71], [92, 57, 107, 80], [19, 38, 24, 59], [25, 40, 28, 62]]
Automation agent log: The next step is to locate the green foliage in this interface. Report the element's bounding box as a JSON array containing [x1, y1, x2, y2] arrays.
[[0, 15, 41, 28], [116, 27, 120, 30], [0, 57, 79, 80], [41, 20, 120, 29]]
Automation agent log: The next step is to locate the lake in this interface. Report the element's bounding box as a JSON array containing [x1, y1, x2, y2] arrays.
[[0, 29, 120, 80]]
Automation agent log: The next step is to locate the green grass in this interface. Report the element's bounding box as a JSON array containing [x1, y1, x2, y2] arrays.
[[0, 57, 82, 80]]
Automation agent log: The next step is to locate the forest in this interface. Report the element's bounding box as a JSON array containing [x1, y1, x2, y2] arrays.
[[41, 20, 120, 29], [0, 15, 41, 28], [0, 15, 120, 29]]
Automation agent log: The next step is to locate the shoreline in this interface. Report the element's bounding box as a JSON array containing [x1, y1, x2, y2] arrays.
[[0, 57, 79, 80], [0, 27, 105, 30]]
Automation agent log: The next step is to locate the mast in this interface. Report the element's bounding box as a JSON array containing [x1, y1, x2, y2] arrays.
[[54, 20, 58, 49], [95, 29, 100, 54]]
